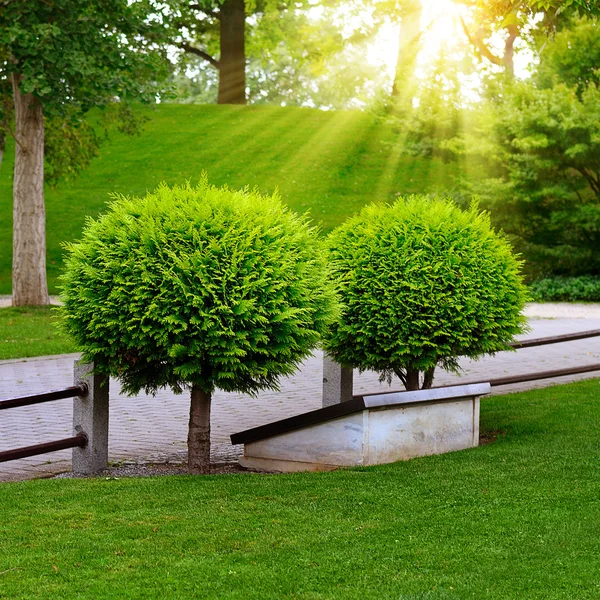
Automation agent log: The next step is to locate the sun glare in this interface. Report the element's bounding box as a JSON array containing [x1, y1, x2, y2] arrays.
[[368, 0, 467, 79]]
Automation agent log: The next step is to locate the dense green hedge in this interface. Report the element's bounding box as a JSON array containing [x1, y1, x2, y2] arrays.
[[529, 276, 600, 302]]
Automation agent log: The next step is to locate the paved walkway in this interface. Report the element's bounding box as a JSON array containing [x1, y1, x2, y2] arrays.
[[1, 303, 599, 482]]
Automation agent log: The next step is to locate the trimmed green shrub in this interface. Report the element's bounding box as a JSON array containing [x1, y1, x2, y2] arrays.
[[323, 196, 529, 390], [59, 179, 338, 472], [529, 276, 600, 302]]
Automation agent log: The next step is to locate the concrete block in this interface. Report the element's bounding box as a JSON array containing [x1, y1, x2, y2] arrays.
[[72, 362, 110, 475], [322, 353, 353, 407]]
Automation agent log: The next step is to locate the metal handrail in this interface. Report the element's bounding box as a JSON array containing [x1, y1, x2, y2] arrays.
[[357, 329, 600, 397], [0, 433, 88, 463], [470, 362, 600, 388], [0, 384, 87, 410], [0, 384, 89, 464], [508, 329, 600, 349]]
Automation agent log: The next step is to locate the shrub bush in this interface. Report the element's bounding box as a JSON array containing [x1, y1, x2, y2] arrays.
[[529, 276, 600, 302], [59, 179, 338, 472], [323, 196, 529, 390]]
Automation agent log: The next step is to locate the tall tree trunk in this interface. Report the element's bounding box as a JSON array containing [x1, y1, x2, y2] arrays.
[[502, 24, 518, 80], [391, 1, 423, 114], [188, 384, 212, 474], [218, 0, 246, 105], [11, 74, 49, 307]]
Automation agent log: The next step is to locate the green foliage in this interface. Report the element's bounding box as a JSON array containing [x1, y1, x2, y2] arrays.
[[44, 114, 100, 186], [461, 0, 600, 27], [529, 276, 600, 302], [0, 0, 169, 117], [474, 80, 600, 278], [323, 196, 529, 389], [59, 179, 338, 396], [0, 0, 171, 182], [405, 16, 600, 279], [392, 51, 474, 162], [535, 16, 600, 91]]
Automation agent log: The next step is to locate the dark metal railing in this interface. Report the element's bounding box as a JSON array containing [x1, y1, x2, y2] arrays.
[[457, 328, 600, 388], [0, 384, 87, 410], [482, 362, 600, 388], [508, 329, 600, 349], [0, 434, 88, 463], [354, 328, 600, 397], [0, 384, 88, 463]]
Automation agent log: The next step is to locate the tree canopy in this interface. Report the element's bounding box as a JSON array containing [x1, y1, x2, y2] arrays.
[[0, 0, 169, 118], [0, 0, 171, 305], [324, 196, 528, 390], [60, 180, 338, 471]]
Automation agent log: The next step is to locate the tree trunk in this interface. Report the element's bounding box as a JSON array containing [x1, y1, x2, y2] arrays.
[[188, 384, 212, 474], [218, 0, 246, 105], [391, 1, 423, 114], [422, 366, 435, 389], [11, 73, 49, 307], [405, 367, 421, 391], [502, 24, 518, 80]]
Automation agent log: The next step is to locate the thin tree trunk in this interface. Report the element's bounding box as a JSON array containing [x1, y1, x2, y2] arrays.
[[422, 366, 435, 389], [391, 0, 423, 114], [11, 73, 49, 307], [405, 367, 421, 391], [218, 0, 246, 105], [188, 384, 212, 474]]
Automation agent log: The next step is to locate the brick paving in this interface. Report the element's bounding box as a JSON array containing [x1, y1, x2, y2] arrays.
[[1, 308, 599, 482]]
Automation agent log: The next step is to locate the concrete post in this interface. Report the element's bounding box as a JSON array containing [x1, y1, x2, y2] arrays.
[[72, 362, 110, 475], [322, 353, 353, 407]]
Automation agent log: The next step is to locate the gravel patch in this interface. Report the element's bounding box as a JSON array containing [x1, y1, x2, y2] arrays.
[[54, 461, 264, 479]]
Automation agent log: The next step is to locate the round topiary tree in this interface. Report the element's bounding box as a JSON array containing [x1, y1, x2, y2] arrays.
[[59, 179, 338, 473], [323, 196, 529, 391]]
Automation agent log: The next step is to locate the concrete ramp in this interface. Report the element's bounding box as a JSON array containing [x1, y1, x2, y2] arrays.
[[231, 383, 491, 472]]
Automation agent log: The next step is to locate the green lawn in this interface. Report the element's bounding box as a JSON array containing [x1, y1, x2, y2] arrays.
[[0, 306, 78, 360], [0, 104, 465, 295], [1, 379, 599, 598]]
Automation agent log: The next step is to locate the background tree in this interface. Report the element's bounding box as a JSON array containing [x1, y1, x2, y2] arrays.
[[463, 16, 600, 278], [0, 0, 170, 306], [324, 196, 528, 391], [455, 0, 600, 80], [389, 0, 423, 113], [175, 0, 247, 104], [59, 181, 338, 474], [476, 82, 600, 277], [172, 0, 380, 107], [171, 3, 389, 109], [393, 11, 600, 279]]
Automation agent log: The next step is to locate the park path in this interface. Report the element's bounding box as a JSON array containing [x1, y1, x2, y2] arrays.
[[1, 303, 599, 482]]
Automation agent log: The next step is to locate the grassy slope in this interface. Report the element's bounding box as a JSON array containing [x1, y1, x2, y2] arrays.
[[0, 379, 599, 598], [0, 104, 462, 295]]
